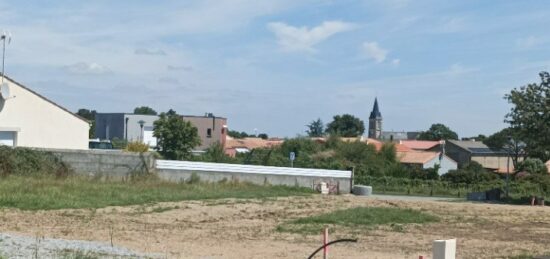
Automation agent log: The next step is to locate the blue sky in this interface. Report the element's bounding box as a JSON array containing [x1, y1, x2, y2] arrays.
[[1, 0, 549, 138]]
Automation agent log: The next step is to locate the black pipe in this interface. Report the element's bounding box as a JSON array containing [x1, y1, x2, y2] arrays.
[[307, 239, 358, 259]]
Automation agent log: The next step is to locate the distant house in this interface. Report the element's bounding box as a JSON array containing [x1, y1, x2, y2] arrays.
[[546, 160, 550, 174], [224, 136, 284, 157], [95, 113, 159, 146], [397, 151, 457, 175], [399, 140, 443, 152], [95, 112, 227, 150], [0, 75, 89, 149], [181, 114, 227, 150], [446, 140, 514, 172]]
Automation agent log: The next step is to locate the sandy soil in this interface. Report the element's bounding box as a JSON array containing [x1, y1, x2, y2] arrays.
[[0, 195, 549, 259]]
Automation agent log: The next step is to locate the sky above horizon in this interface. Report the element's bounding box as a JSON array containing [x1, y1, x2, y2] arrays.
[[1, 0, 549, 138]]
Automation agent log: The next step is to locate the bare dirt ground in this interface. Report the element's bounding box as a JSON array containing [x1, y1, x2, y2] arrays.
[[0, 195, 549, 259]]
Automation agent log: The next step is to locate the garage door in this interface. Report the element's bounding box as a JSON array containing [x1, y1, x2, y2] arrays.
[[142, 126, 157, 148], [0, 131, 15, 146]]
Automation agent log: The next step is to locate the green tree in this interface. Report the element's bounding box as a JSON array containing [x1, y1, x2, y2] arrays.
[[417, 123, 458, 141], [325, 114, 365, 137], [202, 142, 233, 163], [258, 133, 269, 140], [228, 130, 249, 139], [505, 71, 550, 161], [153, 110, 200, 160], [76, 108, 96, 138], [516, 158, 548, 175], [462, 134, 487, 142], [483, 128, 514, 150], [306, 118, 325, 137], [133, 106, 158, 115]]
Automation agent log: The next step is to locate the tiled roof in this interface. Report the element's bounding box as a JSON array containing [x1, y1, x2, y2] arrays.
[[399, 140, 441, 150], [397, 151, 440, 164], [225, 137, 283, 150]]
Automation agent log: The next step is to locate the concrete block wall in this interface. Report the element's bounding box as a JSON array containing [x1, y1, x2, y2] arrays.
[[157, 169, 351, 193], [42, 149, 155, 178]]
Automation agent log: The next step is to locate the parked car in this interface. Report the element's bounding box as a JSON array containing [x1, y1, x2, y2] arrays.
[[89, 139, 113, 150]]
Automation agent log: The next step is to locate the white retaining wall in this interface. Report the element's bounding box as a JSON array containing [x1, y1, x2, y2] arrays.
[[156, 160, 353, 193]]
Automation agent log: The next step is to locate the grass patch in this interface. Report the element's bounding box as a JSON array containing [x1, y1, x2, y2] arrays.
[[277, 207, 438, 234], [0, 176, 313, 210]]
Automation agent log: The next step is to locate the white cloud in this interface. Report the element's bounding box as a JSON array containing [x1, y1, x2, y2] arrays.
[[64, 62, 111, 75], [392, 59, 400, 66], [362, 41, 388, 63], [167, 65, 193, 71], [516, 36, 539, 49], [158, 77, 180, 84], [432, 17, 466, 33], [134, 48, 166, 56], [267, 21, 356, 52]]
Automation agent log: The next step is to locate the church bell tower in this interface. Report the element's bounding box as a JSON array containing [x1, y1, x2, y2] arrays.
[[368, 98, 382, 139]]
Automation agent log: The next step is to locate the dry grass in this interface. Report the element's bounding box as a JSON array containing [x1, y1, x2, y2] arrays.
[[0, 195, 549, 258]]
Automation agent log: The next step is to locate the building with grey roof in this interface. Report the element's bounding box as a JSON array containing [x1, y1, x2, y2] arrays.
[[446, 140, 513, 172]]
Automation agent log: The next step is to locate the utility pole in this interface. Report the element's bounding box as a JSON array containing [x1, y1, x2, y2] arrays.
[[1, 31, 11, 84]]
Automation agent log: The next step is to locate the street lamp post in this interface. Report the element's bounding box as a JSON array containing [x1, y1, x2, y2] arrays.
[[505, 136, 512, 199], [138, 120, 145, 142]]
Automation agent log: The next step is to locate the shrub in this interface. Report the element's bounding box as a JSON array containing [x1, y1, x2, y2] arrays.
[[111, 137, 128, 149], [187, 172, 201, 184], [0, 146, 70, 177], [125, 141, 149, 153], [516, 158, 548, 175]]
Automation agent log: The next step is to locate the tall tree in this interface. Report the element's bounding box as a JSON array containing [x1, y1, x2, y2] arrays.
[[484, 128, 525, 167], [76, 108, 96, 138], [484, 128, 515, 150], [134, 106, 158, 115], [306, 118, 324, 137], [505, 71, 550, 161], [417, 123, 458, 141], [325, 114, 365, 137], [153, 110, 200, 160]]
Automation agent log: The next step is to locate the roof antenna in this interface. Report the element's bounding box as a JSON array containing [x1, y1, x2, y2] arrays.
[[1, 30, 12, 84]]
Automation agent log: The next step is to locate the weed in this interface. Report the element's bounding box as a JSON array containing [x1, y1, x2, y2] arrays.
[[0, 175, 313, 210], [278, 207, 438, 234], [187, 173, 201, 184]]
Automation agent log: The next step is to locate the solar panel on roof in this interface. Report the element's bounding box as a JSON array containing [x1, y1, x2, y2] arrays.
[[468, 148, 507, 154]]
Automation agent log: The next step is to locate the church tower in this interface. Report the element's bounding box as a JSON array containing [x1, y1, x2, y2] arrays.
[[368, 98, 382, 139]]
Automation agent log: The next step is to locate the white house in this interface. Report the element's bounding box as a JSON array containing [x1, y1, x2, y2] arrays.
[[0, 75, 89, 149], [397, 151, 458, 175]]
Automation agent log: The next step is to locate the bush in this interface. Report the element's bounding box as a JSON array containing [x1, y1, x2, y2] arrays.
[[516, 158, 548, 175], [0, 146, 70, 177], [111, 137, 128, 149], [125, 141, 150, 153]]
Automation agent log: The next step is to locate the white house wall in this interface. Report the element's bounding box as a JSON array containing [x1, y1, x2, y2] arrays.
[[0, 78, 89, 150], [423, 155, 458, 175]]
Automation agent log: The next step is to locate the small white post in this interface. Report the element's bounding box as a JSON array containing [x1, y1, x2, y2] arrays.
[[323, 227, 329, 259], [433, 239, 456, 259]]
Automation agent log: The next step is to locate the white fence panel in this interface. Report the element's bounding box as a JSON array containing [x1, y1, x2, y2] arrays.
[[156, 160, 352, 179]]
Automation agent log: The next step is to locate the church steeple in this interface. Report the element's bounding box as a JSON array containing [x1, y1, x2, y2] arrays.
[[369, 97, 382, 119], [368, 98, 383, 139]]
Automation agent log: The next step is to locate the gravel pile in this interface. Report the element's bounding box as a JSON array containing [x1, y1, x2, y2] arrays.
[[0, 233, 158, 258]]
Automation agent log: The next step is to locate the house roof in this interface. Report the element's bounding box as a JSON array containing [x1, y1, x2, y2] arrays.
[[447, 140, 507, 155], [397, 151, 457, 165], [399, 140, 441, 150], [397, 151, 440, 164], [225, 137, 283, 150], [3, 74, 89, 123]]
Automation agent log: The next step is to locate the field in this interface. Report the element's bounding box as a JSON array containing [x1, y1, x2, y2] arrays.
[[1, 183, 550, 258]]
